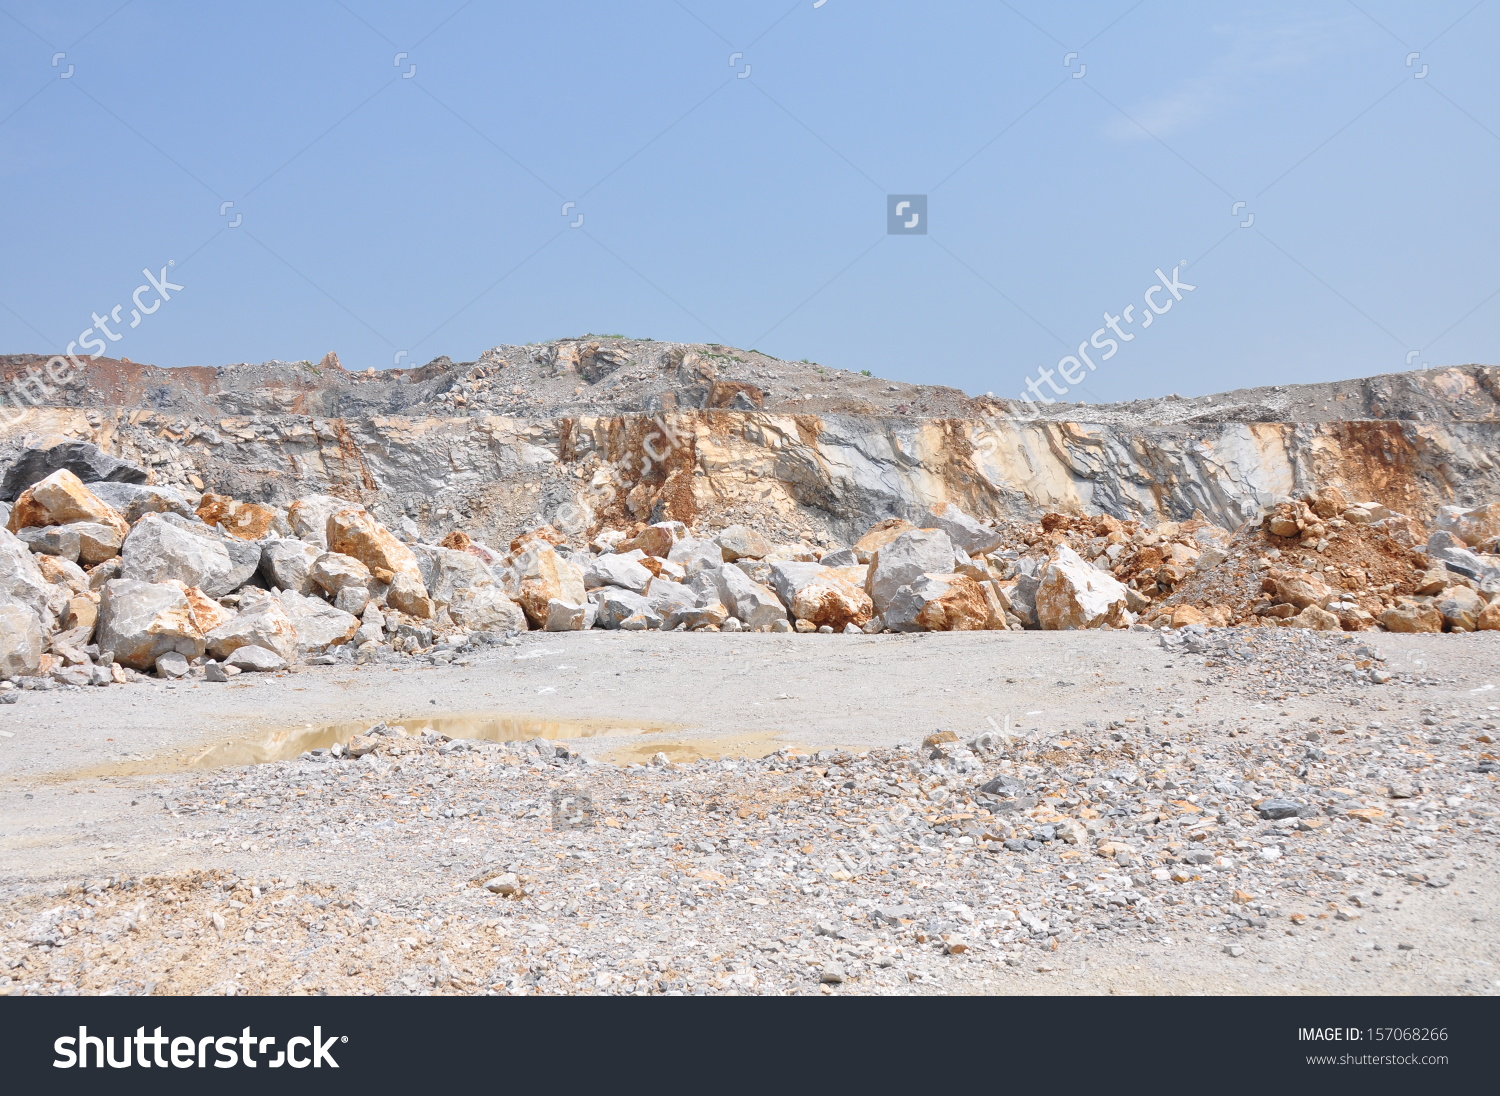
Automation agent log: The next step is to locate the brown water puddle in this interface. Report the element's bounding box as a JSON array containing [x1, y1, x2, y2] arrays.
[[597, 731, 792, 766], [188, 712, 686, 769]]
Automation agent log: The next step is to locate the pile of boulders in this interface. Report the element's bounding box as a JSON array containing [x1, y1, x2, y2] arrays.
[[0, 439, 1496, 688]]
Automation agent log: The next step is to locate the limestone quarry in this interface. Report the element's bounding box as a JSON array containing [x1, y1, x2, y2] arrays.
[[0, 342, 1496, 996]]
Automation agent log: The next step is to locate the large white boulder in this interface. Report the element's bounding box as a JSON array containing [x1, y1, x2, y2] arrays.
[[260, 538, 321, 595], [583, 552, 653, 593], [286, 494, 352, 550], [204, 596, 299, 662], [926, 503, 1002, 556], [121, 514, 259, 596], [1035, 545, 1132, 630], [768, 562, 872, 629], [884, 573, 992, 632], [0, 595, 44, 679], [712, 563, 787, 629], [275, 589, 360, 653], [504, 540, 587, 629], [0, 527, 67, 629], [864, 528, 956, 614], [97, 579, 207, 669]]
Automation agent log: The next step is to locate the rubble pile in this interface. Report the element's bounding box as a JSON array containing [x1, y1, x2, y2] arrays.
[[0, 440, 1496, 689]]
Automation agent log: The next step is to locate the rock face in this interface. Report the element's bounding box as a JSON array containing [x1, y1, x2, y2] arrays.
[[0, 595, 43, 679], [865, 528, 956, 615], [0, 439, 145, 501], [97, 579, 207, 669], [1035, 546, 1131, 630], [7, 470, 127, 540]]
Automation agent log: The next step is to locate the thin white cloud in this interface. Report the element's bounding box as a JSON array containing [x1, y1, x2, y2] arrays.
[[1105, 17, 1358, 141]]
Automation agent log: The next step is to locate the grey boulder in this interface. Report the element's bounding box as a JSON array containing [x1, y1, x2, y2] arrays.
[[224, 645, 286, 672], [0, 596, 44, 680], [1, 439, 146, 501], [259, 538, 320, 595], [864, 528, 956, 614], [84, 481, 194, 524], [96, 579, 207, 670]]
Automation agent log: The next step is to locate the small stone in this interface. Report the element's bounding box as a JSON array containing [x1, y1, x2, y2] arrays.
[[483, 873, 520, 896], [154, 651, 189, 678], [818, 962, 845, 984], [1224, 944, 1245, 957], [1256, 799, 1304, 820]]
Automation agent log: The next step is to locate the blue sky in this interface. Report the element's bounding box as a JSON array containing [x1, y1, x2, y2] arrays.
[[1, 1, 1497, 404]]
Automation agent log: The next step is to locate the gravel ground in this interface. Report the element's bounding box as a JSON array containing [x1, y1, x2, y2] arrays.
[[1, 628, 1496, 995]]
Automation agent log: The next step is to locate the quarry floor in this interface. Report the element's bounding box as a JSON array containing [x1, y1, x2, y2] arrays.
[[0, 629, 1496, 997]]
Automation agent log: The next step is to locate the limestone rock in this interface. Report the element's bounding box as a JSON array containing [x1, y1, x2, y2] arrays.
[[447, 585, 526, 633], [1433, 502, 1500, 547], [176, 583, 234, 634], [260, 538, 321, 595], [768, 561, 873, 629], [97, 579, 207, 669], [667, 537, 724, 572], [0, 527, 67, 628], [121, 513, 242, 596], [7, 469, 127, 540], [72, 521, 122, 565], [0, 596, 44, 679], [287, 494, 351, 549], [708, 562, 787, 629], [1477, 600, 1500, 630], [205, 597, 298, 662], [716, 525, 769, 561], [583, 552, 653, 593], [507, 541, 586, 628], [854, 518, 916, 564], [275, 589, 360, 652], [18, 525, 81, 562], [864, 528, 956, 614], [926, 503, 1002, 556], [818, 547, 858, 568], [1378, 604, 1443, 633], [224, 645, 286, 672], [85, 482, 194, 524], [594, 587, 660, 629], [386, 573, 435, 619], [1035, 546, 1131, 630], [1293, 604, 1341, 631], [885, 573, 991, 632], [621, 521, 686, 559], [196, 493, 277, 540], [0, 439, 145, 501], [327, 508, 423, 582], [1435, 585, 1484, 632], [543, 597, 593, 631], [1266, 570, 1335, 609], [310, 552, 372, 597]]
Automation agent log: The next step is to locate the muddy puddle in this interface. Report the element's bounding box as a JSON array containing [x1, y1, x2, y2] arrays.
[[188, 713, 689, 769]]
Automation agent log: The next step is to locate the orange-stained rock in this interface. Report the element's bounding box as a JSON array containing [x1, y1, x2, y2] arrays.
[[506, 540, 586, 628], [327, 508, 422, 582], [7, 469, 127, 540], [884, 573, 991, 631], [786, 566, 874, 630], [854, 518, 916, 564], [1170, 605, 1207, 628], [509, 524, 568, 553], [1378, 604, 1443, 633], [164, 580, 235, 635], [1477, 600, 1500, 631], [439, 529, 472, 551], [196, 493, 277, 540]]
